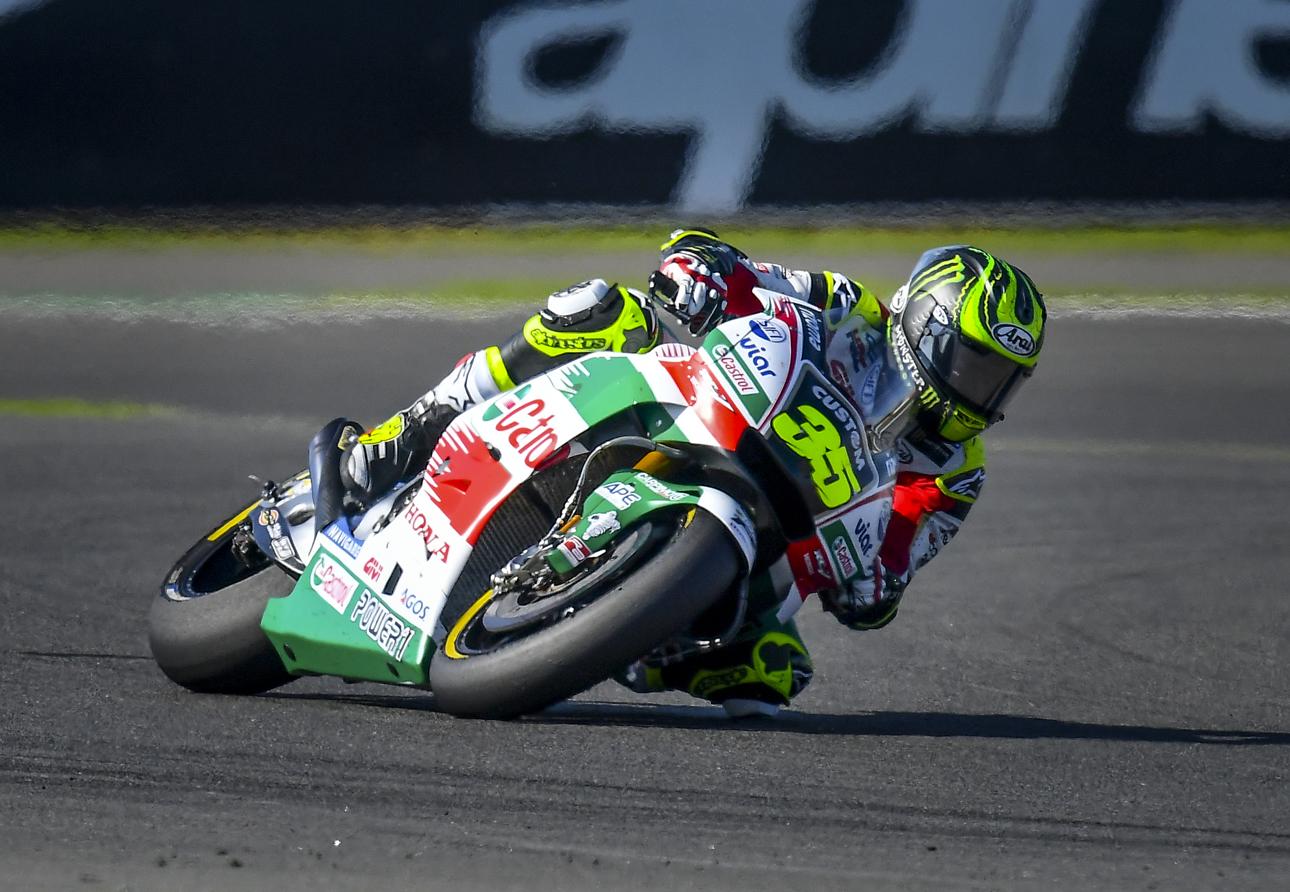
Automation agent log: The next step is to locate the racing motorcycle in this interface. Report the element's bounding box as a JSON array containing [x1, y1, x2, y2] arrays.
[[148, 290, 898, 718]]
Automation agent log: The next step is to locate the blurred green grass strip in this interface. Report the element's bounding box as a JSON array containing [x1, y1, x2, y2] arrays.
[[0, 397, 177, 418], [0, 222, 1287, 255]]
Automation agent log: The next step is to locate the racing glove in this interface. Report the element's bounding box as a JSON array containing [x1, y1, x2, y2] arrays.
[[648, 228, 754, 335], [819, 559, 908, 631], [649, 253, 728, 335]]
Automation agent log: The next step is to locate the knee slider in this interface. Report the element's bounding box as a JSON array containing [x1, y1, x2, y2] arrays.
[[518, 279, 658, 364]]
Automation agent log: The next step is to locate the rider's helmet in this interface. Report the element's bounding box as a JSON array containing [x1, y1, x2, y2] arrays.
[[888, 246, 1046, 442]]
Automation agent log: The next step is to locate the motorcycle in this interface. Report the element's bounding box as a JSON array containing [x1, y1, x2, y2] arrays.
[[148, 290, 898, 718]]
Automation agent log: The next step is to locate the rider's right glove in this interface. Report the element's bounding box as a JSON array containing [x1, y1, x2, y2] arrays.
[[648, 252, 729, 335], [649, 228, 761, 335], [819, 559, 908, 631]]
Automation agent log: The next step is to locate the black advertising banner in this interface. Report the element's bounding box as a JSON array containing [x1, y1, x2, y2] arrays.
[[1, 0, 1288, 212]]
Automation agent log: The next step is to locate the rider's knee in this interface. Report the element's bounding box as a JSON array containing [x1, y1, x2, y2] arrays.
[[496, 279, 659, 381]]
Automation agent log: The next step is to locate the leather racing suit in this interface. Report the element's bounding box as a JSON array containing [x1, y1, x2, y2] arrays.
[[330, 234, 987, 714]]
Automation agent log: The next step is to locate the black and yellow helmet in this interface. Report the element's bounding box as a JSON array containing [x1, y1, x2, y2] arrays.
[[888, 246, 1046, 442]]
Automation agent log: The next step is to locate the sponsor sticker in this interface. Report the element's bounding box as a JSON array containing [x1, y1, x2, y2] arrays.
[[853, 519, 875, 557], [270, 537, 295, 561], [310, 552, 359, 613], [594, 481, 640, 510], [489, 396, 561, 468], [358, 414, 405, 445], [323, 525, 362, 558], [992, 323, 1038, 357], [362, 556, 384, 583], [584, 512, 621, 538], [859, 362, 882, 412], [349, 592, 415, 660], [716, 352, 758, 395], [403, 503, 452, 562], [747, 318, 787, 343], [831, 535, 858, 579], [735, 335, 778, 378], [800, 308, 823, 352], [829, 359, 851, 390], [398, 588, 432, 622], [889, 286, 909, 313], [633, 472, 686, 502], [558, 536, 593, 567]]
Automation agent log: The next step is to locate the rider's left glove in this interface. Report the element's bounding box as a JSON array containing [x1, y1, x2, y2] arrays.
[[819, 559, 908, 630]]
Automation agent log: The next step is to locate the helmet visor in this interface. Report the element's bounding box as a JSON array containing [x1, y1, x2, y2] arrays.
[[907, 314, 1032, 420]]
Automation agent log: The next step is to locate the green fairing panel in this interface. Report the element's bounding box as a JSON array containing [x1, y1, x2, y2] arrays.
[[548, 470, 707, 575], [261, 545, 430, 685], [260, 354, 691, 686], [549, 353, 678, 421]]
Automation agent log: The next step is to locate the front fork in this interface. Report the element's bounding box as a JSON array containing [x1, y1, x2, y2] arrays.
[[534, 450, 758, 658]]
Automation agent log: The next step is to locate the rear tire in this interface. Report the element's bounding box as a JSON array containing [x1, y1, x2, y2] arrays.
[[430, 510, 741, 719], [149, 522, 296, 695]]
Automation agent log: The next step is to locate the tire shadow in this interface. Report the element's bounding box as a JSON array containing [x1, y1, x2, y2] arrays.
[[261, 689, 1290, 746]]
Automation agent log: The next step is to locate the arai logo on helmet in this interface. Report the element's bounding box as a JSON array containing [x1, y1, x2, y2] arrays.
[[991, 323, 1038, 357], [747, 319, 787, 343]]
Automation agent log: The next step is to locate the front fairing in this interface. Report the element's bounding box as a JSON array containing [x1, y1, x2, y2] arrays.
[[259, 347, 750, 684]]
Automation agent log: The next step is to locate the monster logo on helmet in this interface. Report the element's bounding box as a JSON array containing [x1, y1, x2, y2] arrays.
[[888, 246, 1047, 442]]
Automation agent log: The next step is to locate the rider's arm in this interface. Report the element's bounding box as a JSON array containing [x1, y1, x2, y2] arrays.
[[822, 436, 985, 631], [879, 436, 987, 591], [656, 229, 884, 329]]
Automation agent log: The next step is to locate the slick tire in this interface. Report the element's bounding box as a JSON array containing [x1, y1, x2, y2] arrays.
[[149, 535, 296, 695], [431, 510, 741, 720]]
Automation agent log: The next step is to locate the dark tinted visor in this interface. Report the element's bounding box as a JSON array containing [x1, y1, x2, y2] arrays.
[[910, 319, 1031, 418]]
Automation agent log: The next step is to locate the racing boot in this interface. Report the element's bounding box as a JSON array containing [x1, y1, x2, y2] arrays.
[[618, 613, 814, 719], [338, 402, 456, 506]]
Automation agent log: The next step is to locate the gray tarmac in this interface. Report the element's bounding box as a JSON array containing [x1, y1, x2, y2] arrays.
[[1, 279, 1289, 890], [4, 244, 1290, 297]]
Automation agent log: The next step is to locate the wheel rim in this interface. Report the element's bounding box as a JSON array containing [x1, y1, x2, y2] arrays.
[[442, 514, 684, 659]]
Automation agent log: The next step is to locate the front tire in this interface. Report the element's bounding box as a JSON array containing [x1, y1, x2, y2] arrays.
[[430, 510, 742, 719], [149, 519, 296, 695]]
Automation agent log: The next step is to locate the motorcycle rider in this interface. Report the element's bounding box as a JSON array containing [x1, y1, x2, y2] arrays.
[[323, 229, 1047, 717]]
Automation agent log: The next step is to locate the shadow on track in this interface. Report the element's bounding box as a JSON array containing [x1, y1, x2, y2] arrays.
[[263, 690, 1290, 746]]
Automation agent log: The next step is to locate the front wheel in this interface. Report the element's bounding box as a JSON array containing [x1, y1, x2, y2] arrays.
[[430, 509, 742, 719], [148, 512, 296, 695]]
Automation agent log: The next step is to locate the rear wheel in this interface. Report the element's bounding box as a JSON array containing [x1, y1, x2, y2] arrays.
[[430, 510, 741, 719], [149, 513, 296, 695]]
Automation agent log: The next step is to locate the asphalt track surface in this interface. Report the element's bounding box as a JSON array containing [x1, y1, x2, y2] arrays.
[[2, 262, 1290, 890]]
